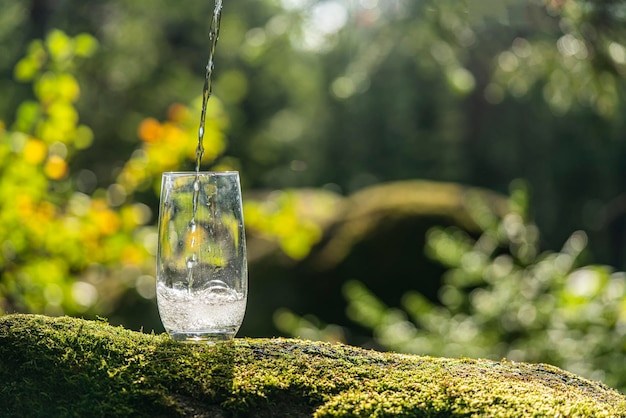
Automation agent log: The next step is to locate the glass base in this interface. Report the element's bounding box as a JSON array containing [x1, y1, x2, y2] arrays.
[[168, 330, 236, 343]]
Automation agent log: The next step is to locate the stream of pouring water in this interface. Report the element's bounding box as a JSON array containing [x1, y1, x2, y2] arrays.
[[195, 0, 223, 175], [187, 0, 224, 293]]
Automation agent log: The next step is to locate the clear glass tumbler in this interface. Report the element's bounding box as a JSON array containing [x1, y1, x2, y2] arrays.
[[156, 171, 247, 342]]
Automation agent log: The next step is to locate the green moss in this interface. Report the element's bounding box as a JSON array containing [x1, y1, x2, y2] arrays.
[[0, 314, 624, 417]]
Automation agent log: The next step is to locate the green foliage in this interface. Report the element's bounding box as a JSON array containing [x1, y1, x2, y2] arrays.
[[0, 30, 113, 316], [0, 30, 227, 318], [277, 183, 626, 393], [2, 314, 625, 417], [490, 0, 626, 116], [244, 190, 339, 259]]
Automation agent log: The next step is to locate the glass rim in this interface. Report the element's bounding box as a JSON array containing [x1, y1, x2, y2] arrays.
[[162, 171, 240, 177]]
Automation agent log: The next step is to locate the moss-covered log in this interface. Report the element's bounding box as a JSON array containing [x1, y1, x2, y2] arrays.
[[0, 314, 624, 417]]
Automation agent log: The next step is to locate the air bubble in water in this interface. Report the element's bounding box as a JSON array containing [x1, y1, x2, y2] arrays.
[[186, 255, 198, 270]]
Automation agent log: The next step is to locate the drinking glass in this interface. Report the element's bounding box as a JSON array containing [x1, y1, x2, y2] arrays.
[[156, 171, 247, 342]]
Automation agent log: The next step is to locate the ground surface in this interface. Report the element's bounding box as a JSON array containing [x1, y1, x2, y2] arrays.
[[0, 314, 624, 417]]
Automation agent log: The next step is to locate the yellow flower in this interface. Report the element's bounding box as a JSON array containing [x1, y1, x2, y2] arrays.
[[167, 103, 190, 123], [44, 155, 68, 179], [121, 244, 145, 266], [90, 200, 120, 236], [138, 118, 163, 143], [23, 138, 47, 164], [96, 210, 120, 236], [16, 195, 34, 217]]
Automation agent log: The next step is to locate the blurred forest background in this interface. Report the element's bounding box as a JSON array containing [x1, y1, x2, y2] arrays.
[[2, 0, 626, 392]]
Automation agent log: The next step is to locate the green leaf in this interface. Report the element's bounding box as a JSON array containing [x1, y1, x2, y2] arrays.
[[13, 58, 38, 82], [45, 29, 73, 65], [74, 33, 99, 58], [12, 101, 41, 134]]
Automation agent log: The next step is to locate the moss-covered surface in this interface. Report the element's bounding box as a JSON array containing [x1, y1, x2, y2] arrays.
[[0, 314, 625, 417]]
